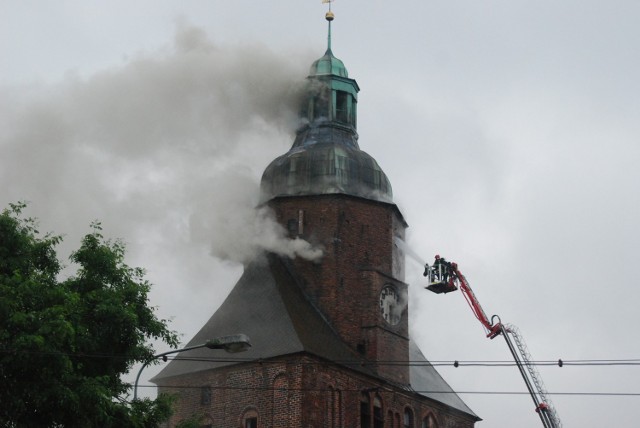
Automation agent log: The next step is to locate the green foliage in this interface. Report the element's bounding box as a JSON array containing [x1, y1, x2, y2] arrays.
[[174, 414, 205, 428], [0, 203, 179, 427]]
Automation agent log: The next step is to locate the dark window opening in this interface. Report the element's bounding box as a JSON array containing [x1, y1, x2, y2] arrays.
[[360, 394, 371, 428], [373, 397, 383, 428], [313, 87, 329, 121], [403, 408, 414, 428], [422, 415, 437, 428], [352, 99, 357, 128], [336, 91, 349, 124], [287, 219, 297, 237], [200, 386, 211, 405], [245, 417, 257, 428]]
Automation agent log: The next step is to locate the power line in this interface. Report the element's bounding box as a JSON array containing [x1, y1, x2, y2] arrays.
[[159, 355, 640, 368], [133, 383, 640, 397], [2, 348, 639, 368]]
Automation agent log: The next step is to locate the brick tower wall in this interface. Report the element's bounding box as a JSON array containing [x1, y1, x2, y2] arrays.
[[267, 194, 410, 384], [157, 355, 476, 428]]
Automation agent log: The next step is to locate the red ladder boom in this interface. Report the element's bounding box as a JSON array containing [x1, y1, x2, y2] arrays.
[[424, 257, 562, 428]]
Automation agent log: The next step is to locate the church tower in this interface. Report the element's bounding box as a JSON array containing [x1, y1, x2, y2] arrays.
[[260, 10, 408, 385], [153, 12, 479, 428]]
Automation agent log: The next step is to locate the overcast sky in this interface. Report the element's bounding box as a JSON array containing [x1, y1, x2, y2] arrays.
[[2, 1, 639, 426]]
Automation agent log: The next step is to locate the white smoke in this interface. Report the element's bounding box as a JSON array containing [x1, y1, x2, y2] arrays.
[[189, 164, 323, 264], [0, 23, 322, 271]]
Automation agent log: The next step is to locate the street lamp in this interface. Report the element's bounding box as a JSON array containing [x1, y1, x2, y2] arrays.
[[133, 334, 251, 400]]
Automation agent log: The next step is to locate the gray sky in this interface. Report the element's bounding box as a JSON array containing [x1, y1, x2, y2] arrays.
[[2, 1, 639, 426]]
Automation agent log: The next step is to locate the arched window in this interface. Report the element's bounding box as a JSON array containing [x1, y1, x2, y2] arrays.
[[326, 386, 342, 428], [360, 392, 371, 428], [421, 414, 438, 428], [403, 407, 414, 428], [373, 396, 383, 428], [327, 386, 335, 427], [272, 374, 288, 426], [241, 409, 258, 428]]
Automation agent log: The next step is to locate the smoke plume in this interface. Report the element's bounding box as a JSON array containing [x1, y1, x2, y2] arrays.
[[0, 23, 322, 272], [189, 165, 323, 264]]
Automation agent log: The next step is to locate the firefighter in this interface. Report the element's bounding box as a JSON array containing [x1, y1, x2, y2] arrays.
[[435, 255, 454, 283], [441, 257, 451, 283], [433, 255, 443, 282]]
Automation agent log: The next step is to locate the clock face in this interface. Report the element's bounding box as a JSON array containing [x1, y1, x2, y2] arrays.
[[379, 285, 401, 326]]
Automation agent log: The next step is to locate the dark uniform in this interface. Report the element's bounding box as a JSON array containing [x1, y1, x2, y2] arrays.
[[440, 258, 450, 283]]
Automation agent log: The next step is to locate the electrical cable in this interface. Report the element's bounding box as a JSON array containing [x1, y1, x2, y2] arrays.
[[1, 348, 639, 367], [131, 383, 640, 397]]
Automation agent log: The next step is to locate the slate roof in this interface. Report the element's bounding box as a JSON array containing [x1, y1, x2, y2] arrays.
[[408, 341, 477, 417], [151, 254, 477, 419]]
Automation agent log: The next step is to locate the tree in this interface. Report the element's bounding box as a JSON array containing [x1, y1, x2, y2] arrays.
[[0, 203, 179, 427]]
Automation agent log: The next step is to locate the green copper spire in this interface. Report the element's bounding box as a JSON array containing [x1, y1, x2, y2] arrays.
[[305, 8, 359, 132], [260, 7, 393, 204], [309, 11, 348, 78], [326, 10, 334, 53]]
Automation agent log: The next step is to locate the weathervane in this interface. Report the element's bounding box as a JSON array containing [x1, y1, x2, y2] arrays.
[[322, 0, 335, 51], [323, 0, 334, 17]]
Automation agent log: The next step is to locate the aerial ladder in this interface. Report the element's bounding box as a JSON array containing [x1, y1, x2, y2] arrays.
[[424, 256, 562, 428]]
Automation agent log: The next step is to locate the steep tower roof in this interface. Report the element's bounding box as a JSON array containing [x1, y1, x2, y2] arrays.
[[309, 49, 348, 78], [309, 10, 349, 78], [260, 12, 392, 204], [151, 255, 478, 419]]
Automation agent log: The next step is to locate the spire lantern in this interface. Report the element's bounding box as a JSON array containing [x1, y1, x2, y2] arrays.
[[260, 7, 393, 204]]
